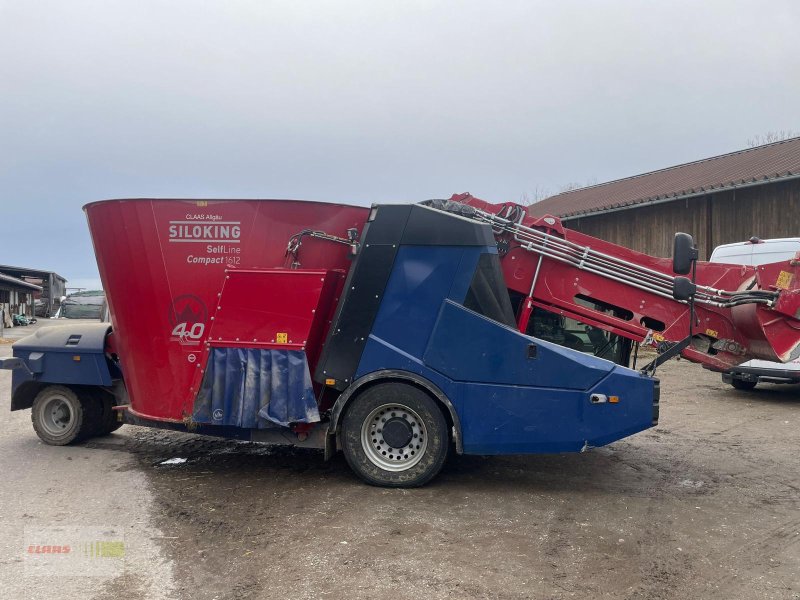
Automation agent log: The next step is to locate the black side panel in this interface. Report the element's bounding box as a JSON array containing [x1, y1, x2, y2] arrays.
[[362, 205, 412, 244], [313, 205, 411, 390], [401, 204, 496, 247], [313, 203, 496, 391]]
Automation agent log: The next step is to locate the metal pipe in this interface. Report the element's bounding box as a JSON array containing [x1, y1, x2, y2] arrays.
[[483, 212, 767, 304], [437, 204, 777, 310]]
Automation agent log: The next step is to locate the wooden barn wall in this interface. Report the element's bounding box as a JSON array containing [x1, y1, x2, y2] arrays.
[[565, 179, 800, 260], [710, 180, 800, 247], [566, 197, 709, 258]]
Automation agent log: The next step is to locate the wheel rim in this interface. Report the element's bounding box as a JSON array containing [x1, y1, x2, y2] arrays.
[[361, 403, 428, 472], [39, 396, 74, 437]]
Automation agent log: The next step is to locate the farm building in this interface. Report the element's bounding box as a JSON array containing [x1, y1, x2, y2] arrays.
[[530, 137, 800, 260], [0, 264, 67, 317], [0, 272, 42, 327]]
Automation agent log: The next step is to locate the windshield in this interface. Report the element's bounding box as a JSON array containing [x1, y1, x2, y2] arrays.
[[463, 253, 517, 328]]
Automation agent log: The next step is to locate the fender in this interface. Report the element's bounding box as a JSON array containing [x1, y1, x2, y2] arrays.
[[328, 369, 463, 455], [3, 323, 113, 411]]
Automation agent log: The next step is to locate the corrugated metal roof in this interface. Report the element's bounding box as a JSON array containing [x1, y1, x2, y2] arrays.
[[529, 136, 800, 219], [0, 264, 66, 281], [0, 272, 43, 292]]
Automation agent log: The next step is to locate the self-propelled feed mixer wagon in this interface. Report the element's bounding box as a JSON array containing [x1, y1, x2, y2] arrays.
[[3, 196, 800, 486]]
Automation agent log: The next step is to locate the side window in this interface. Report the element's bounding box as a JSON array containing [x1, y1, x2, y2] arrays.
[[463, 253, 517, 328], [527, 307, 632, 366]]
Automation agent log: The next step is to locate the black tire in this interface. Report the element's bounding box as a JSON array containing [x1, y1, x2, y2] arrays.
[[31, 385, 98, 445], [90, 389, 124, 436], [731, 378, 757, 391], [340, 382, 449, 487]]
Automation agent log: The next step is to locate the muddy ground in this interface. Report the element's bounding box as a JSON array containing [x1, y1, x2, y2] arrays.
[[1, 321, 798, 599]]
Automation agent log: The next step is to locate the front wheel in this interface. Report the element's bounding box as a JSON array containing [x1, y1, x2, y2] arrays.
[[340, 382, 449, 487]]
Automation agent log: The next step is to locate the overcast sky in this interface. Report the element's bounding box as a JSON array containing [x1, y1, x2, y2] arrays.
[[1, 0, 799, 289]]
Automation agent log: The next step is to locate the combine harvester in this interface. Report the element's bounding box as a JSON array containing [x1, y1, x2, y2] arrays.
[[2, 195, 799, 486]]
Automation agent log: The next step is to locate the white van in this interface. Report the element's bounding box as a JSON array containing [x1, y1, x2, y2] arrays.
[[709, 238, 800, 390]]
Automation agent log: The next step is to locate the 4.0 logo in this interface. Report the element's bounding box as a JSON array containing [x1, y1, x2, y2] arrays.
[[171, 321, 205, 340], [168, 295, 208, 345]]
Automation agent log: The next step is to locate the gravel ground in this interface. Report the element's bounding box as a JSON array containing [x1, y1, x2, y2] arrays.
[[1, 320, 798, 599]]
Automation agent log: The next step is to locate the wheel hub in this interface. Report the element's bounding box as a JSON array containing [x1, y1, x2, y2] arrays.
[[361, 404, 428, 472], [381, 417, 414, 449], [40, 396, 74, 436]]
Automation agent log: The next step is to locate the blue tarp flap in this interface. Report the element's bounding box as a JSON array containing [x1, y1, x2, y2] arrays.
[[194, 348, 320, 428]]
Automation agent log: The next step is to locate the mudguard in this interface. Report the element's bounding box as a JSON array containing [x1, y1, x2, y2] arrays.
[[3, 323, 113, 411]]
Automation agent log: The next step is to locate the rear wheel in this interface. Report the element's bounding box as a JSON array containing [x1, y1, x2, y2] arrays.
[[340, 382, 449, 487], [90, 389, 123, 436], [731, 378, 757, 391], [31, 386, 97, 445]]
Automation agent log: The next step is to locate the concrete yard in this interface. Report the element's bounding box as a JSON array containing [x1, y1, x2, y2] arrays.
[[1, 320, 798, 600]]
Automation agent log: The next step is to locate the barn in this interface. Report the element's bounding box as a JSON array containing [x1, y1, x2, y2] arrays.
[[529, 137, 800, 260], [0, 264, 67, 317], [0, 272, 42, 327]]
